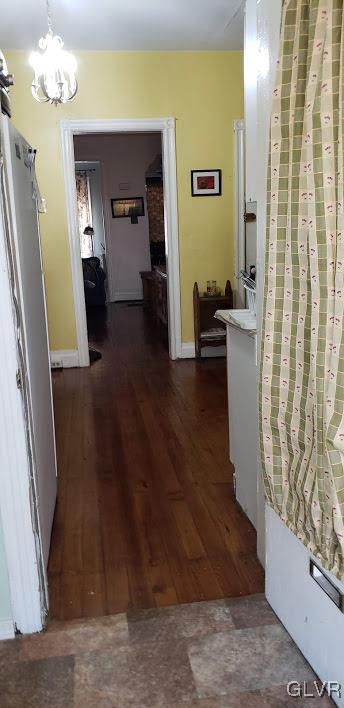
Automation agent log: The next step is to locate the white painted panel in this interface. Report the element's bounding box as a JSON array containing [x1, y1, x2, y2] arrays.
[[3, 117, 57, 571], [226, 326, 257, 528], [266, 507, 344, 708], [0, 517, 12, 626], [0, 116, 44, 633]]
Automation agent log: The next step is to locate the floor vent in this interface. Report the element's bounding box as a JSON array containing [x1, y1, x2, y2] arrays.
[[310, 559, 344, 611]]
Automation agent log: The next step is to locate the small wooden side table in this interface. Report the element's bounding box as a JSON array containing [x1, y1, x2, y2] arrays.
[[193, 280, 233, 359]]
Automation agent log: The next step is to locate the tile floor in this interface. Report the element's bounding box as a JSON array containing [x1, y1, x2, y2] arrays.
[[0, 594, 334, 707]]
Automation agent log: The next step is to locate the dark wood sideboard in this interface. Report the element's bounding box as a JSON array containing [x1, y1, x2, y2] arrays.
[[140, 266, 168, 337]]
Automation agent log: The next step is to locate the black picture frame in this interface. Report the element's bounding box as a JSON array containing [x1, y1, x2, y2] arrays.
[[191, 169, 222, 197], [111, 197, 145, 219]]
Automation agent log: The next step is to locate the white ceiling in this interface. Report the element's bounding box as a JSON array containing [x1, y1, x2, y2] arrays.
[[0, 0, 244, 51]]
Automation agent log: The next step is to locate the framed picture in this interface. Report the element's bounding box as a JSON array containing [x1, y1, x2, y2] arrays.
[[191, 169, 222, 197], [111, 197, 145, 219]]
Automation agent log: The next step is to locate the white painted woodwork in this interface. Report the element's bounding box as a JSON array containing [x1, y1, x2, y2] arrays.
[[61, 118, 182, 362], [50, 350, 79, 369], [2, 117, 57, 571], [266, 508, 344, 708], [227, 326, 258, 528], [0, 115, 51, 633], [215, 309, 258, 530], [234, 119, 246, 308], [244, 0, 258, 203]]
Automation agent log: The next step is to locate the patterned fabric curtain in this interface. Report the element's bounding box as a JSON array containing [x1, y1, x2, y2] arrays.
[[75, 172, 93, 258], [260, 0, 344, 578]]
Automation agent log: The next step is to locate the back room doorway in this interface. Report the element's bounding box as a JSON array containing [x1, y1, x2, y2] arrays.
[[60, 118, 182, 365], [73, 131, 169, 359]]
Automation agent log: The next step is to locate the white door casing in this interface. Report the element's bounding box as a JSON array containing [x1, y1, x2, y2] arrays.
[[61, 118, 182, 363], [234, 119, 246, 308]]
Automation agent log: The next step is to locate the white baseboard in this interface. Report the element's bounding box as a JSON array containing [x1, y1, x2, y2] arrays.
[[50, 349, 79, 369], [181, 342, 226, 359], [0, 619, 15, 641], [181, 342, 196, 358], [113, 291, 143, 302]]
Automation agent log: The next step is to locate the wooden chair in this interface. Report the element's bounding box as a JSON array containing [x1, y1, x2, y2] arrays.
[[193, 280, 233, 359]]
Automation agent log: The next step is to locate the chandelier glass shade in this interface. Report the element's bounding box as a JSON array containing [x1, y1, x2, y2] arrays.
[[29, 1, 78, 105]]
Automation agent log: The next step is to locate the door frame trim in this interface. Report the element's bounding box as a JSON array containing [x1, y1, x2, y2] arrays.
[[234, 119, 246, 308], [60, 117, 182, 363]]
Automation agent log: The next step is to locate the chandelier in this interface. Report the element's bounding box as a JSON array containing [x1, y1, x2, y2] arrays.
[[29, 0, 77, 105]]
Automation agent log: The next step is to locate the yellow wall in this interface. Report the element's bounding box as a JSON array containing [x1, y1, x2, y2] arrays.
[[6, 50, 243, 348]]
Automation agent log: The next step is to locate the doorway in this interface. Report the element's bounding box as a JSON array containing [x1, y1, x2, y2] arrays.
[[73, 132, 169, 360], [60, 118, 182, 364]]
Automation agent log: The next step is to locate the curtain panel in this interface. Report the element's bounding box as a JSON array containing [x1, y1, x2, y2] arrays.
[[260, 0, 344, 578], [75, 172, 93, 258]]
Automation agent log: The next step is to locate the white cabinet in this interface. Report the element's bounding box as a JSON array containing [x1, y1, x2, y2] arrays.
[[216, 310, 258, 528]]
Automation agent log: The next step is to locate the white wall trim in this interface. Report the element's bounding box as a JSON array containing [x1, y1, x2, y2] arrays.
[[234, 119, 246, 309], [181, 341, 196, 358], [0, 620, 15, 641], [60, 124, 90, 368], [161, 119, 182, 360], [50, 349, 79, 369], [60, 118, 182, 362]]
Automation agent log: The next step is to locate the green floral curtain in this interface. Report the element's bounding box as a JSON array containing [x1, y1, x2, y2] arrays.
[[260, 0, 344, 578]]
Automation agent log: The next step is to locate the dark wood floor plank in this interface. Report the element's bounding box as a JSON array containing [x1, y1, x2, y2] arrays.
[[105, 563, 130, 615], [48, 303, 264, 620], [170, 498, 207, 561]]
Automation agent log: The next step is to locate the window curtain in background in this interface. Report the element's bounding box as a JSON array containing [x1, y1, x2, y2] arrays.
[[75, 171, 93, 258], [260, 0, 344, 578]]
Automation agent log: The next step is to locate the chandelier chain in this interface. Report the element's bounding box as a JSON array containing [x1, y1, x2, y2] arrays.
[[46, 0, 52, 34]]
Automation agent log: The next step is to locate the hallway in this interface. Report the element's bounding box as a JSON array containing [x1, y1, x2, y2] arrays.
[[49, 303, 264, 620]]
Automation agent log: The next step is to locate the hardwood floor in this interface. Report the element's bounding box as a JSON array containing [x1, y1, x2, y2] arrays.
[[48, 303, 264, 620]]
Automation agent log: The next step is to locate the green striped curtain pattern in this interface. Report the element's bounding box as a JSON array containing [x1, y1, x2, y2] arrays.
[[260, 0, 344, 578]]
